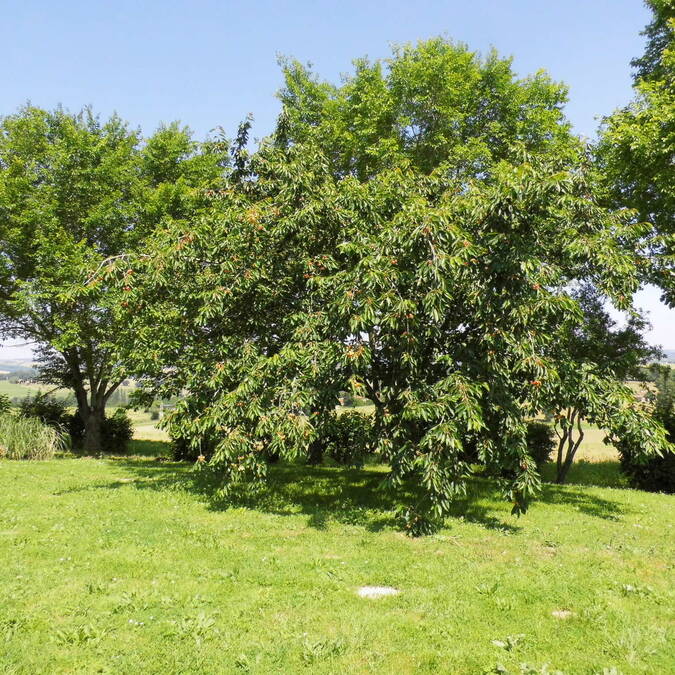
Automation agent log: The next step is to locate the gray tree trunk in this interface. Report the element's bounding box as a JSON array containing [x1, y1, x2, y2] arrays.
[[82, 406, 105, 454]]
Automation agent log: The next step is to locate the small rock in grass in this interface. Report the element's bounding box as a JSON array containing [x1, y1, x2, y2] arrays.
[[551, 609, 573, 619], [357, 586, 399, 598]]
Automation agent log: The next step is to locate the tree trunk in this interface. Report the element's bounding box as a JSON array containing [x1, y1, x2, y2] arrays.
[[64, 348, 122, 454], [83, 406, 106, 454], [554, 409, 571, 483], [557, 418, 584, 484], [555, 408, 585, 484]]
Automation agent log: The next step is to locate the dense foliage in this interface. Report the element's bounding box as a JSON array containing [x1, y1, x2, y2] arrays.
[[114, 39, 672, 533], [598, 0, 675, 303], [524, 421, 556, 470], [618, 366, 675, 492], [0, 107, 226, 451], [308, 411, 375, 467]]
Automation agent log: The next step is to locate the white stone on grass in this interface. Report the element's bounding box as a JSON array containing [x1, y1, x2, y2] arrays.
[[357, 586, 400, 599], [551, 609, 573, 619]]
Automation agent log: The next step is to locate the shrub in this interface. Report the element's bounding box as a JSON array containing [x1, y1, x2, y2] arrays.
[[308, 411, 375, 467], [617, 367, 675, 493], [19, 392, 68, 429], [103, 409, 134, 453], [66, 413, 85, 446], [617, 414, 675, 493], [0, 414, 66, 459], [526, 421, 556, 468]]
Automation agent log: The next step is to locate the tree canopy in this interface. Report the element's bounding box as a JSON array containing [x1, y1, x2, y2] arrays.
[[113, 40, 672, 533], [0, 106, 226, 450], [598, 0, 675, 304]]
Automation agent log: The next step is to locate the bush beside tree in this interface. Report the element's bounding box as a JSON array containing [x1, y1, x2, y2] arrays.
[[307, 411, 375, 467], [525, 421, 556, 469], [18, 392, 69, 429], [68, 408, 134, 454], [617, 366, 675, 492]]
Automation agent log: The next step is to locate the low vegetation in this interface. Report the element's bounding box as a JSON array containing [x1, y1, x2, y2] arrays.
[[0, 414, 66, 460], [0, 453, 672, 673]]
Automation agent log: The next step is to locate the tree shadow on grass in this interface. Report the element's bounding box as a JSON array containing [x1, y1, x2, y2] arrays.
[[126, 439, 172, 459], [56, 458, 626, 532], [57, 459, 522, 533], [61, 439, 172, 461], [537, 482, 626, 521], [536, 460, 627, 520], [539, 460, 626, 489]]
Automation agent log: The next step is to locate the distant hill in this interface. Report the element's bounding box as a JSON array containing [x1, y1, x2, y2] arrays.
[[663, 349, 675, 364], [0, 359, 36, 371], [0, 360, 37, 378]]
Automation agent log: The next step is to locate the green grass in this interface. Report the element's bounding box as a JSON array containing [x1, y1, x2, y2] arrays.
[[0, 380, 56, 400], [126, 438, 173, 458], [126, 408, 169, 442], [540, 459, 626, 488], [0, 454, 673, 674], [0, 380, 142, 407]]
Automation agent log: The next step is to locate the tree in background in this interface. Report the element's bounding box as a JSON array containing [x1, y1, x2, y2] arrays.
[[596, 0, 675, 491], [118, 40, 672, 533], [0, 106, 226, 451], [598, 0, 675, 303], [543, 285, 659, 483]]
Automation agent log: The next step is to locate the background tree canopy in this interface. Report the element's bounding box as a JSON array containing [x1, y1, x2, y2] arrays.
[[114, 39, 672, 534], [598, 0, 675, 304], [0, 106, 226, 451]]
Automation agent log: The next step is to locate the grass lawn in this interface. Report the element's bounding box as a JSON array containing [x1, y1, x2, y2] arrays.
[[0, 454, 673, 674], [0, 380, 56, 400], [0, 380, 141, 406], [126, 409, 170, 442]]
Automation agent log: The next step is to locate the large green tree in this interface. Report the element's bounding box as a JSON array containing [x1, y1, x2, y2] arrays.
[[119, 40, 671, 533], [598, 0, 675, 302], [0, 106, 225, 451]]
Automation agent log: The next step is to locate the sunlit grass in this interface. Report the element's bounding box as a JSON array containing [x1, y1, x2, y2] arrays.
[[0, 451, 672, 673]]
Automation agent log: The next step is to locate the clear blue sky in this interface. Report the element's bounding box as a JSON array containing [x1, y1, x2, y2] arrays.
[[1, 0, 673, 356]]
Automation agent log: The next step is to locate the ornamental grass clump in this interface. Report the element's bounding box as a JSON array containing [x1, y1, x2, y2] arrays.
[[0, 414, 66, 460]]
